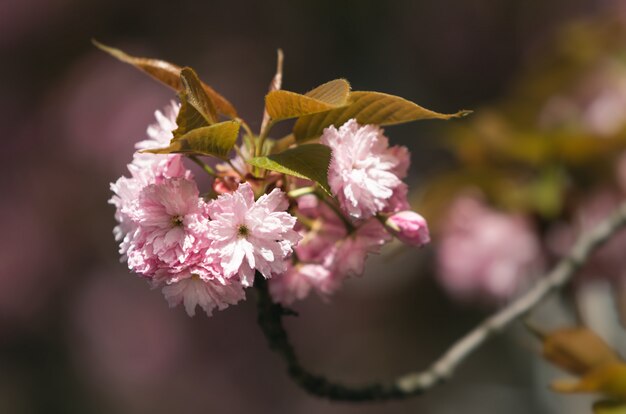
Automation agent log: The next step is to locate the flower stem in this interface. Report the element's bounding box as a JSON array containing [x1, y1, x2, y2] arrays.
[[188, 155, 216, 177], [317, 194, 355, 233]]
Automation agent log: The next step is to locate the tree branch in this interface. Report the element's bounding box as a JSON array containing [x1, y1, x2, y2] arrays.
[[255, 201, 626, 401]]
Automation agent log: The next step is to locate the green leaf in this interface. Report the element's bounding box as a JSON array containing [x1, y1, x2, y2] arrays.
[[93, 40, 238, 117], [294, 91, 471, 142], [594, 400, 626, 414], [305, 79, 351, 106], [144, 120, 240, 159], [264, 79, 351, 121], [247, 144, 331, 193]]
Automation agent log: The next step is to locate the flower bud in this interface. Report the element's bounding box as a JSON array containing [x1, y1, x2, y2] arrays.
[[385, 211, 430, 247]]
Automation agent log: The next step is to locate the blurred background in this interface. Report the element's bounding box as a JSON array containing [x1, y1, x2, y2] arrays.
[[3, 0, 626, 412]]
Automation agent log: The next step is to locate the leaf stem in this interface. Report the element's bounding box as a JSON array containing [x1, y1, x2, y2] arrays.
[[227, 159, 245, 178], [188, 155, 216, 177], [256, 119, 275, 158], [316, 192, 355, 233], [287, 186, 317, 198], [236, 117, 254, 138], [255, 200, 626, 401]]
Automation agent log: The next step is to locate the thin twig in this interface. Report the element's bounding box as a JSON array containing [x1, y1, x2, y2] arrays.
[[255, 200, 626, 401]]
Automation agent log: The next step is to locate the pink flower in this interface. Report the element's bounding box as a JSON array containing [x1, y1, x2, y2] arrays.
[[162, 272, 245, 317], [331, 218, 391, 276], [321, 119, 409, 219], [300, 194, 392, 276], [126, 178, 211, 277], [110, 101, 192, 257], [207, 182, 301, 287], [269, 264, 336, 305], [437, 196, 542, 303], [547, 189, 626, 284], [385, 211, 430, 247]]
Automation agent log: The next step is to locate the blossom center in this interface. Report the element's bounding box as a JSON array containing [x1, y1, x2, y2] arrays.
[[171, 215, 184, 227], [237, 224, 250, 238]]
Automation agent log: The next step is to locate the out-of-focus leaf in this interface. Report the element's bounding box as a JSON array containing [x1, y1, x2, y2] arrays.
[[294, 91, 470, 142], [305, 79, 351, 106], [594, 400, 626, 414], [552, 362, 626, 399], [261, 49, 284, 132], [93, 40, 237, 117], [144, 121, 240, 159], [542, 327, 621, 376], [246, 144, 331, 194]]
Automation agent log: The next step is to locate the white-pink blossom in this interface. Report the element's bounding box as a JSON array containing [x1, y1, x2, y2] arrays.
[[321, 119, 409, 219], [208, 182, 301, 287], [386, 210, 430, 247], [162, 272, 245, 317], [437, 195, 542, 303]]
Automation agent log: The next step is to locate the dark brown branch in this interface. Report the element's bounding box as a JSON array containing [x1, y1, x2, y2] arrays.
[[255, 201, 626, 401]]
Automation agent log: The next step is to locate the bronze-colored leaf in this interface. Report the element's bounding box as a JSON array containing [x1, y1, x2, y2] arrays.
[[552, 362, 626, 400], [305, 79, 351, 106], [144, 120, 240, 159], [542, 327, 621, 376], [180, 67, 217, 124], [294, 91, 471, 142], [265, 90, 342, 121], [93, 40, 237, 117], [172, 91, 210, 138]]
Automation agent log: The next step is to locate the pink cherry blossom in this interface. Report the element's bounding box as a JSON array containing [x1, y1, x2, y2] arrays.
[[437, 195, 542, 303], [110, 101, 192, 258], [386, 210, 430, 247], [321, 119, 409, 219], [298, 194, 391, 276], [269, 263, 336, 305], [162, 272, 245, 317], [125, 178, 211, 278], [330, 218, 392, 276], [547, 189, 626, 284], [207, 182, 301, 287]]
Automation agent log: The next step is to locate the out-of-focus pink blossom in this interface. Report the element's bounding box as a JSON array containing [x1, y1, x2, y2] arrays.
[[208, 182, 301, 287], [321, 119, 409, 219], [162, 272, 245, 317], [269, 264, 335, 305], [547, 190, 626, 283], [437, 195, 542, 302], [385, 211, 430, 247]]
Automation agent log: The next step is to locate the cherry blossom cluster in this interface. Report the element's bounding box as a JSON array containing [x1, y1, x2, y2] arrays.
[[110, 103, 430, 316]]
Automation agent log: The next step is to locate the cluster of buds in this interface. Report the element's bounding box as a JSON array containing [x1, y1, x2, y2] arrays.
[[102, 44, 465, 316]]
